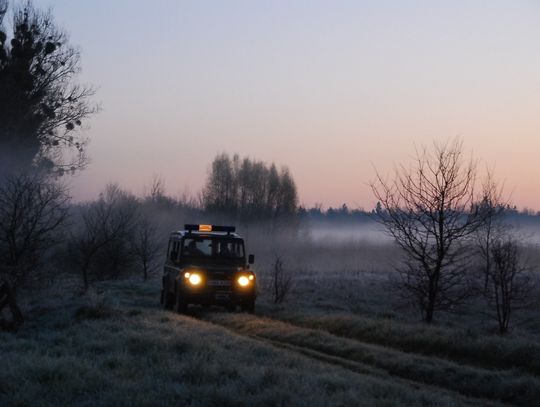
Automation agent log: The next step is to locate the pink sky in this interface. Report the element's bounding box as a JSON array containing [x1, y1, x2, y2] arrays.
[[33, 0, 540, 210]]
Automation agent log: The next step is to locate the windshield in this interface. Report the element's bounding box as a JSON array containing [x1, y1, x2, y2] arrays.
[[182, 237, 245, 259]]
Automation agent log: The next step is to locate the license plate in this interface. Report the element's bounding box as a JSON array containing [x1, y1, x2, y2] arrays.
[[208, 280, 230, 286], [215, 293, 230, 300]]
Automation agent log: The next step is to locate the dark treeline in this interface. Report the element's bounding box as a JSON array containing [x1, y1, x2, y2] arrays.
[[202, 153, 298, 224], [300, 202, 540, 223], [300, 204, 372, 222]]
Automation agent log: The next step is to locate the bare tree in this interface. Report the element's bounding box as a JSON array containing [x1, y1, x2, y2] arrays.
[[0, 280, 24, 327], [475, 171, 507, 291], [144, 173, 165, 202], [70, 184, 138, 289], [270, 255, 292, 304], [0, 174, 69, 288], [0, 173, 69, 324], [142, 173, 177, 209], [371, 139, 485, 323], [131, 218, 161, 280], [485, 237, 537, 334]]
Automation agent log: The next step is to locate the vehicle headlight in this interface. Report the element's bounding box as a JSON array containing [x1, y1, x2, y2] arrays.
[[238, 276, 250, 287], [188, 274, 202, 286]]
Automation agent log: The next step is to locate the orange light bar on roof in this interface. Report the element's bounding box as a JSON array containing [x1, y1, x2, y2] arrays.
[[184, 224, 236, 233]]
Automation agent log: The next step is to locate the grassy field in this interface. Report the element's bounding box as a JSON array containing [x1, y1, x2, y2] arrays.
[[1, 276, 539, 406]]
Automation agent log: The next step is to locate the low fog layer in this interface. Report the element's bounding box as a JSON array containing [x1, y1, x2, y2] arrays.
[[307, 218, 540, 244], [308, 220, 391, 243]]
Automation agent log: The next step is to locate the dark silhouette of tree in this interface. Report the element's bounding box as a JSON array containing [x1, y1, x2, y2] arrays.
[[0, 173, 69, 324], [270, 255, 292, 304], [473, 177, 538, 335], [475, 171, 507, 291], [142, 174, 178, 209], [145, 173, 166, 203], [0, 1, 97, 174], [131, 218, 161, 281], [203, 153, 238, 216], [372, 139, 485, 323], [202, 153, 298, 223], [0, 280, 24, 327], [485, 237, 537, 335], [70, 185, 138, 289]]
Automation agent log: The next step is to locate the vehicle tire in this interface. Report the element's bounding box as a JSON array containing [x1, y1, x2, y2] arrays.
[[241, 300, 255, 314], [174, 289, 188, 313], [164, 286, 174, 310]]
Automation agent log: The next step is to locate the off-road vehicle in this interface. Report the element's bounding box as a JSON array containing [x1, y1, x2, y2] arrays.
[[161, 224, 256, 313]]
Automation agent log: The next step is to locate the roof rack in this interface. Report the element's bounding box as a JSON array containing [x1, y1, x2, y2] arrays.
[[184, 224, 236, 234]]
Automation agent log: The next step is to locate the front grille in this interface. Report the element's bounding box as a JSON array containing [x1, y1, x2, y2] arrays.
[[207, 271, 233, 292]]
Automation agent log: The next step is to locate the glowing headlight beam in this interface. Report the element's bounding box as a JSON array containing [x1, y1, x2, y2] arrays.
[[238, 276, 250, 287], [188, 274, 202, 285]]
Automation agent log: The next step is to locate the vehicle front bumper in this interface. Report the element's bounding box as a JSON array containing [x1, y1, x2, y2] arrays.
[[180, 286, 256, 305]]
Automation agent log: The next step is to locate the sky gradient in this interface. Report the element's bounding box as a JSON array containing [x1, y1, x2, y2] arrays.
[[30, 0, 540, 209]]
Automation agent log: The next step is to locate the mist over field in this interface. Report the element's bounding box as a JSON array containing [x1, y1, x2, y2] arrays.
[[309, 218, 540, 244], [309, 221, 390, 243]]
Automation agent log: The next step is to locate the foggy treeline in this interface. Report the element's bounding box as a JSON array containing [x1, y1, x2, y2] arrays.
[[202, 153, 297, 223]]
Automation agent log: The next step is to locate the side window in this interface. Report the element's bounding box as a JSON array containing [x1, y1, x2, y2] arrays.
[[169, 240, 180, 262], [174, 241, 180, 259]]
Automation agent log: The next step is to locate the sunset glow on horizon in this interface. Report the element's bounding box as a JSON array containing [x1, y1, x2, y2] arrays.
[[32, 0, 540, 210]]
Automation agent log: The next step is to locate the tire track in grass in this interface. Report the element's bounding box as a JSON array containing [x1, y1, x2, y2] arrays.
[[252, 336, 507, 407], [248, 334, 390, 378], [194, 311, 536, 407], [184, 313, 502, 407], [162, 309, 499, 407], [262, 309, 540, 376]]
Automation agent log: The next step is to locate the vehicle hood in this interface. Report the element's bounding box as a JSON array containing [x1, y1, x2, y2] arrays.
[[183, 260, 245, 273]]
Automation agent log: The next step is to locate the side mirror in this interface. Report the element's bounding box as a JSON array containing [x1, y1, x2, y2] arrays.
[[248, 254, 255, 265]]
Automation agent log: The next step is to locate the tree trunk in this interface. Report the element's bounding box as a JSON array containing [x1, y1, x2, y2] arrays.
[[82, 264, 89, 290], [0, 281, 24, 325], [425, 305, 434, 323], [425, 277, 437, 323]]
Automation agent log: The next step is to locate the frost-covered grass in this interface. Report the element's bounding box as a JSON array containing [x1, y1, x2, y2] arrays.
[[0, 279, 489, 407], [203, 312, 540, 406], [2, 241, 540, 407], [260, 310, 540, 376]]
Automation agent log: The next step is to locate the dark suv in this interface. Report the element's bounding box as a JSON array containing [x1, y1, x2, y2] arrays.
[[161, 224, 256, 313]]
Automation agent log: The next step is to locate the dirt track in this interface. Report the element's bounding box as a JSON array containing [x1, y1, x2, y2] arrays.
[[180, 308, 510, 406]]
